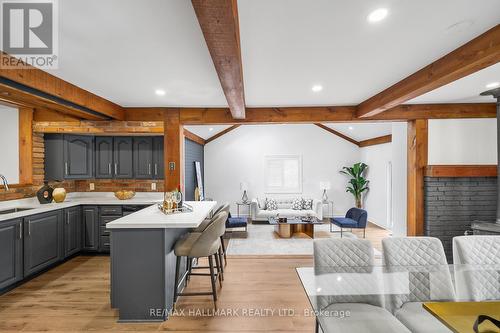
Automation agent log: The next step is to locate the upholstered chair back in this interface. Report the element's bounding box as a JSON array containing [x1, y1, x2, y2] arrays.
[[453, 236, 500, 301], [313, 238, 383, 309], [189, 211, 228, 258], [346, 208, 368, 228], [382, 237, 455, 311]]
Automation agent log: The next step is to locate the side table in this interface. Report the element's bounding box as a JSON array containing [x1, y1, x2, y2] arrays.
[[322, 200, 334, 219], [235, 201, 251, 217]]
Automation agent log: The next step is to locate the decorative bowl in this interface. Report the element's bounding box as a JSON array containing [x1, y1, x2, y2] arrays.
[[53, 188, 67, 203], [114, 190, 135, 200]]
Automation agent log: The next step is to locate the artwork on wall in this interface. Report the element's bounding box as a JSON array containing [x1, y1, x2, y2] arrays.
[[264, 155, 302, 194], [195, 161, 204, 201]]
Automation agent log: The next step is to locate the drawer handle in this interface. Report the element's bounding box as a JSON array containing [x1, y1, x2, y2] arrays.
[[65, 162, 68, 175], [148, 163, 151, 175], [114, 163, 117, 175], [108, 163, 112, 175], [155, 163, 158, 175], [28, 221, 31, 236]]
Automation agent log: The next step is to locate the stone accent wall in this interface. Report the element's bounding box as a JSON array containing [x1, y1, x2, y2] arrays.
[[424, 176, 497, 262]]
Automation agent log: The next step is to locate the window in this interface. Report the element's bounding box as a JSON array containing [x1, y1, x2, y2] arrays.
[[264, 155, 302, 193]]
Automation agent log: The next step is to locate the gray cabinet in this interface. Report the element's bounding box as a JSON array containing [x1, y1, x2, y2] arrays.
[[23, 211, 62, 277], [64, 135, 94, 179], [0, 219, 23, 289], [153, 137, 164, 179], [64, 207, 81, 258], [99, 206, 123, 253], [95, 137, 113, 178], [82, 206, 99, 251], [133, 137, 153, 179], [113, 137, 133, 178]]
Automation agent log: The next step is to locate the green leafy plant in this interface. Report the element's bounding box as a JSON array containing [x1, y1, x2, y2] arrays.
[[340, 162, 369, 208]]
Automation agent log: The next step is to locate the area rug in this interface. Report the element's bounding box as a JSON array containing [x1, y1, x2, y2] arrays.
[[226, 223, 382, 256]]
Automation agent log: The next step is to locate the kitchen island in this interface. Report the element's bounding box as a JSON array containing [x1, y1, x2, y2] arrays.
[[106, 201, 217, 322]]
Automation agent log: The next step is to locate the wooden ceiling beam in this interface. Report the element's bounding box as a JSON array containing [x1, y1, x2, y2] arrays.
[[358, 135, 392, 147], [191, 0, 246, 119], [183, 128, 206, 146], [205, 125, 241, 143], [0, 52, 125, 120], [314, 123, 359, 145], [357, 25, 500, 118]]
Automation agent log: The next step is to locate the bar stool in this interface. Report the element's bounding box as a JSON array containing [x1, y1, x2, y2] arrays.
[[195, 203, 229, 267], [173, 211, 228, 307], [194, 203, 227, 233]]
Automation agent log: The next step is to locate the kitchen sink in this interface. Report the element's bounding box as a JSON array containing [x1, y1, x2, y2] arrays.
[[0, 207, 36, 215]]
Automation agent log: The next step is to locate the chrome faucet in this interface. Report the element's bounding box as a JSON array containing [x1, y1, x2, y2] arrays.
[[0, 174, 9, 191]]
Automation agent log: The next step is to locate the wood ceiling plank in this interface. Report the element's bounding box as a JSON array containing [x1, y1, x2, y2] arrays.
[[191, 0, 246, 119], [357, 25, 500, 118]]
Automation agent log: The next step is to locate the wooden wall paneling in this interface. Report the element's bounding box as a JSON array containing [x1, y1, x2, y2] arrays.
[[164, 109, 184, 191], [18, 107, 34, 184], [407, 119, 428, 236], [358, 135, 392, 147], [357, 25, 500, 117], [33, 108, 81, 121], [32, 121, 164, 134]]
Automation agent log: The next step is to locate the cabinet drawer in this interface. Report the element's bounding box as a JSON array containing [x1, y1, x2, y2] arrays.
[[100, 206, 122, 216], [100, 235, 110, 252], [100, 225, 110, 236], [100, 215, 120, 226]]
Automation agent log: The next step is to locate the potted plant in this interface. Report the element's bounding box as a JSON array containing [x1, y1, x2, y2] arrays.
[[340, 162, 369, 208]]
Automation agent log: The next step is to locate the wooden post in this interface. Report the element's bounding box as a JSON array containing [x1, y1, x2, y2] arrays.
[[407, 119, 428, 236], [164, 108, 184, 192], [19, 107, 33, 184]]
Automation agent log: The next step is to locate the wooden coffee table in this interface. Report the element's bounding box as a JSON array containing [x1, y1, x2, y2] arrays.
[[268, 217, 322, 239]]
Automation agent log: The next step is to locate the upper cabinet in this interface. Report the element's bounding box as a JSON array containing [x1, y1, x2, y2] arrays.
[[133, 137, 153, 179], [45, 135, 163, 180]]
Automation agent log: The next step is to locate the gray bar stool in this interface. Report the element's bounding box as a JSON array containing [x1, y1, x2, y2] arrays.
[[173, 211, 228, 308], [195, 202, 230, 267]]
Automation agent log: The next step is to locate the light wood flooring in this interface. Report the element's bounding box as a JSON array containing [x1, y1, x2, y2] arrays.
[[0, 223, 390, 332]]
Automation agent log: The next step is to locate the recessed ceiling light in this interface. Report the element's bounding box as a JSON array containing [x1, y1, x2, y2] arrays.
[[348, 126, 354, 130], [155, 89, 166, 96], [486, 82, 500, 89], [312, 85, 323, 92], [367, 8, 389, 23], [208, 127, 214, 131]]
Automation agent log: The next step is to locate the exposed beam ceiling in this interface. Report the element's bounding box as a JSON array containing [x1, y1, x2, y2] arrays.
[[205, 125, 241, 143], [357, 25, 500, 118], [314, 123, 359, 146], [358, 135, 392, 148], [191, 0, 246, 119], [183, 128, 207, 145], [0, 52, 125, 120]]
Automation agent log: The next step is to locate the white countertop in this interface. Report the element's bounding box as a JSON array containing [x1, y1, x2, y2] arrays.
[[106, 201, 218, 229], [0, 192, 164, 222]]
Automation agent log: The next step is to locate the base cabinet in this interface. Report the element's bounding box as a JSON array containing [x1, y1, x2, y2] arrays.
[[0, 219, 23, 289], [23, 211, 63, 277], [82, 206, 99, 251], [64, 207, 82, 258]]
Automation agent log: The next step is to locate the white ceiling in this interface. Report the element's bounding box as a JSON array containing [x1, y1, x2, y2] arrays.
[[184, 125, 232, 140], [46, 0, 500, 107], [324, 123, 392, 142], [408, 63, 500, 104]]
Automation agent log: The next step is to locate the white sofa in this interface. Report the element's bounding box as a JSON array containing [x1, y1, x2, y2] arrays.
[[250, 197, 323, 221]]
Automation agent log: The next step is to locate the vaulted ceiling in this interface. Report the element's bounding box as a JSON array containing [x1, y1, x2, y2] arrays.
[[47, 0, 500, 108]]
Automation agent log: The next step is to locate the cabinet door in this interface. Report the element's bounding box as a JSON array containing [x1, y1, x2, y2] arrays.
[[0, 219, 23, 289], [64, 207, 81, 258], [153, 136, 164, 180], [24, 211, 62, 277], [44, 134, 65, 181], [113, 137, 133, 178], [64, 135, 94, 179], [133, 137, 153, 179], [95, 137, 113, 178], [82, 206, 99, 251]]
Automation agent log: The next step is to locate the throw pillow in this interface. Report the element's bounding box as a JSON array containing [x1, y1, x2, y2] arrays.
[[302, 198, 313, 210], [256, 197, 266, 210], [266, 198, 278, 211], [292, 198, 303, 210]]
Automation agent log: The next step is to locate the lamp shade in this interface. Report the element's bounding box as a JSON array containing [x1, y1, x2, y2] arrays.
[[240, 182, 248, 191], [320, 181, 331, 190]]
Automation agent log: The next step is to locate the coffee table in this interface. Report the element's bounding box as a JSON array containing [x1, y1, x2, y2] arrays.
[[268, 216, 322, 239]]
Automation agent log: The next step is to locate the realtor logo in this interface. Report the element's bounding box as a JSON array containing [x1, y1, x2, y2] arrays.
[[1, 0, 58, 69]]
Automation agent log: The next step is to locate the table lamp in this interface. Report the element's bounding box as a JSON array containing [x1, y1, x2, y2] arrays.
[[320, 181, 331, 203], [240, 182, 249, 203]]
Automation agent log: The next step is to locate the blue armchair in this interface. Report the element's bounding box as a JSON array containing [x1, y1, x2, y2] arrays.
[[330, 208, 368, 238]]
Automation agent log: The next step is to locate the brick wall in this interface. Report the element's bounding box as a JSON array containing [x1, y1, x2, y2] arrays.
[[0, 132, 163, 202], [424, 176, 497, 262]]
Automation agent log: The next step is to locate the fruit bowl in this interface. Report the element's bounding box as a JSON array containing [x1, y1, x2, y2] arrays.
[[114, 190, 136, 200]]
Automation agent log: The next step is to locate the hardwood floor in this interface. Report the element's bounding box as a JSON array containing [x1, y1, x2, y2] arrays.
[[0, 223, 390, 332]]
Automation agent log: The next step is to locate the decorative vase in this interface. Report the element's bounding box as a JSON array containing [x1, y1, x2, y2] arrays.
[[36, 181, 53, 204], [53, 188, 67, 203], [242, 190, 248, 203]]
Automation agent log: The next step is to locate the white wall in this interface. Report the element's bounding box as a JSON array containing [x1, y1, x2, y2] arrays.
[[391, 122, 408, 237], [428, 119, 497, 165], [0, 106, 19, 184], [204, 124, 361, 216], [360, 143, 391, 229]]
